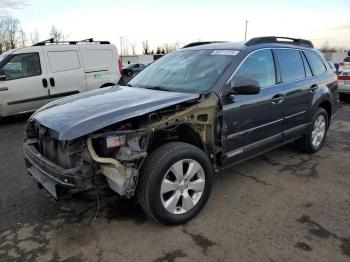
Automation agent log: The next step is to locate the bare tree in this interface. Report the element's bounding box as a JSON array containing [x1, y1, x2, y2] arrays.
[[30, 30, 40, 45], [0, 15, 21, 52], [0, 17, 6, 53], [159, 42, 180, 54], [19, 28, 26, 47], [130, 42, 137, 55], [142, 40, 150, 55], [49, 26, 65, 42]]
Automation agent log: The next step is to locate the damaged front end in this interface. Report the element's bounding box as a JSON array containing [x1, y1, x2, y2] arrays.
[[23, 92, 220, 200]]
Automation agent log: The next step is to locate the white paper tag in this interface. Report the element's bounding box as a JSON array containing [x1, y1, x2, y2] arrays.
[[211, 50, 239, 56]]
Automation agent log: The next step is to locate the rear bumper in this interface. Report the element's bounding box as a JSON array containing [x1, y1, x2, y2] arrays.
[[338, 84, 350, 94], [23, 139, 92, 198]]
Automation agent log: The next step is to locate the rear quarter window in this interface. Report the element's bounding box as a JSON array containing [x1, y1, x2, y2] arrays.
[[275, 49, 305, 82], [304, 51, 327, 76], [80, 49, 114, 71], [344, 57, 350, 62]]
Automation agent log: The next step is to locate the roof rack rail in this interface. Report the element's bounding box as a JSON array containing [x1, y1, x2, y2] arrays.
[[32, 38, 55, 46], [182, 41, 227, 48], [32, 38, 110, 46], [245, 36, 314, 48]]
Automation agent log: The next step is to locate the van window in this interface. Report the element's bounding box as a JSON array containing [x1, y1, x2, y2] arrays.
[[231, 49, 276, 89], [304, 51, 327, 76], [80, 49, 114, 71], [48, 51, 80, 73], [275, 49, 305, 82], [2, 53, 41, 80]]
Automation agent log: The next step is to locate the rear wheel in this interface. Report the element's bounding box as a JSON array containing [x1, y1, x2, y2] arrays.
[[137, 142, 212, 225], [298, 108, 328, 153]]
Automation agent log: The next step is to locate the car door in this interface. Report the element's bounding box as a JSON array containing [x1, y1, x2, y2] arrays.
[[221, 49, 284, 165], [273, 49, 315, 140], [0, 49, 50, 116], [44, 48, 85, 99]]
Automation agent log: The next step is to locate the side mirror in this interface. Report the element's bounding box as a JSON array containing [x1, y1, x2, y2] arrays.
[[233, 78, 260, 95], [0, 69, 6, 81]]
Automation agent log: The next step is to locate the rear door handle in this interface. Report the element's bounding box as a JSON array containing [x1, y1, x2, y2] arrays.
[[49, 78, 55, 87], [0, 87, 8, 91], [42, 78, 48, 88], [271, 94, 284, 104], [310, 84, 318, 93]]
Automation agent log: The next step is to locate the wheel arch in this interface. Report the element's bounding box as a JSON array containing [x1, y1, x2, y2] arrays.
[[318, 99, 332, 127], [100, 83, 115, 88], [148, 123, 205, 153]]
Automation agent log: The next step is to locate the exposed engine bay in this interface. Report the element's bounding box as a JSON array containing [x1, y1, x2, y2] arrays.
[[24, 93, 220, 199]]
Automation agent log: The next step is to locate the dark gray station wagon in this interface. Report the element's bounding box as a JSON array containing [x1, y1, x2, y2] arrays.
[[24, 37, 338, 225]]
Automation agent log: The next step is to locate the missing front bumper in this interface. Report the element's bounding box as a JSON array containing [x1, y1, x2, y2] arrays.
[[23, 140, 93, 198]]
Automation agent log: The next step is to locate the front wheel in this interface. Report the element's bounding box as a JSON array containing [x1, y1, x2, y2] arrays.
[[297, 108, 328, 153], [137, 142, 212, 225]]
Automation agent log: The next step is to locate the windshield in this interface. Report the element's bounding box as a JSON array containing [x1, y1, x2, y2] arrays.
[[128, 50, 236, 93]]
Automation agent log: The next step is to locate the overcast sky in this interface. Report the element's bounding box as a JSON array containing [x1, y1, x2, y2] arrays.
[[2, 0, 350, 52]]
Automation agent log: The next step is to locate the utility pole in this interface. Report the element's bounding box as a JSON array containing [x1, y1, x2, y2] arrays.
[[244, 20, 249, 42], [120, 36, 123, 64]]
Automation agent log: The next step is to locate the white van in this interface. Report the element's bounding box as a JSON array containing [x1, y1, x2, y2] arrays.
[[0, 39, 121, 118]]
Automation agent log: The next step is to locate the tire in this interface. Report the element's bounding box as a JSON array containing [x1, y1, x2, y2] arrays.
[[127, 71, 133, 77], [137, 142, 213, 225], [297, 108, 328, 153]]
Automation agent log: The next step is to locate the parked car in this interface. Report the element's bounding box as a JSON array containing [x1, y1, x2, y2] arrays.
[[122, 63, 146, 77], [339, 56, 350, 72], [0, 39, 121, 118], [338, 70, 350, 100], [24, 36, 338, 225]]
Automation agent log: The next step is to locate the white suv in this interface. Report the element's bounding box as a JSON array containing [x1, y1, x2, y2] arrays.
[[0, 39, 121, 118]]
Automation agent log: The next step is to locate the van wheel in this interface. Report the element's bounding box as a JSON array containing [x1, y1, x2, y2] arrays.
[[298, 108, 328, 153], [137, 142, 212, 225]]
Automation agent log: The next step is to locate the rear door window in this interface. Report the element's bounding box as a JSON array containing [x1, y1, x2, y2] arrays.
[[230, 49, 276, 89], [304, 51, 327, 76], [275, 49, 305, 82], [48, 51, 81, 73]]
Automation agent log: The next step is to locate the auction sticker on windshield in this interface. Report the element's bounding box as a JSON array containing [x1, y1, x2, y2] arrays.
[[211, 50, 240, 56]]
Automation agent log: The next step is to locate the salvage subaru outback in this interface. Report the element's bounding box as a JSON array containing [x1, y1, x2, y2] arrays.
[[24, 37, 338, 225]]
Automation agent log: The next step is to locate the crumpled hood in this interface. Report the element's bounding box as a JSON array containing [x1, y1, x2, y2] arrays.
[[30, 86, 199, 141]]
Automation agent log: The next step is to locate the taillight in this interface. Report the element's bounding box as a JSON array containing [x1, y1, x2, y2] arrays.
[[118, 59, 122, 74], [338, 75, 350, 80]]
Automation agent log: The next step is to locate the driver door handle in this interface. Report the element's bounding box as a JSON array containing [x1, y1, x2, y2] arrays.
[[271, 94, 284, 104]]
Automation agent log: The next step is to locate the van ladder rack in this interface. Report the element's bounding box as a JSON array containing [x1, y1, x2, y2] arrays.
[[33, 38, 110, 46]]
